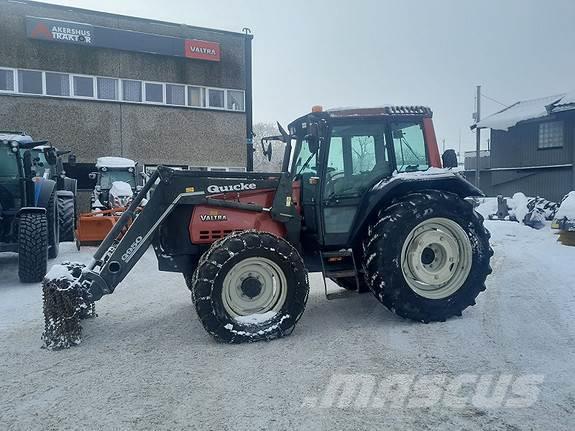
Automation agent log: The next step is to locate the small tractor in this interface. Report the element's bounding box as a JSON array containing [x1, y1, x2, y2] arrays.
[[0, 132, 62, 282], [42, 106, 493, 349], [76, 157, 141, 245]]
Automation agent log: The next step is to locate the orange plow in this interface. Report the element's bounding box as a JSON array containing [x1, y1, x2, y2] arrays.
[[75, 208, 133, 246]]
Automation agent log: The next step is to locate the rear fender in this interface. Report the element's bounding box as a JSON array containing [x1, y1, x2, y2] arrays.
[[34, 178, 56, 208], [349, 172, 482, 246]]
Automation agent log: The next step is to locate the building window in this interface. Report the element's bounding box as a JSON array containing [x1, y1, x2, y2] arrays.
[[122, 80, 142, 102], [538, 121, 563, 149], [227, 90, 245, 111], [187, 86, 203, 107], [45, 72, 70, 96], [73, 76, 94, 97], [144, 82, 164, 103], [166, 84, 185, 106], [145, 82, 163, 103], [207, 88, 224, 108], [97, 77, 118, 100], [18, 70, 43, 94], [0, 68, 14, 91], [2, 66, 246, 112]]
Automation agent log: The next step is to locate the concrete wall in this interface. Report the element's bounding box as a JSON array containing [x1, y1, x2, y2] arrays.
[[0, 0, 248, 168]]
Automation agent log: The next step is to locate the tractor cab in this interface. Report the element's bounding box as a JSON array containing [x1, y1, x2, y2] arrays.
[[276, 106, 453, 247], [31, 145, 76, 187], [90, 157, 138, 210], [0, 132, 44, 212]]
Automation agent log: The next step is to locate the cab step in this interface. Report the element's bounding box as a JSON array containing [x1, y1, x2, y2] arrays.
[[319, 249, 361, 300]]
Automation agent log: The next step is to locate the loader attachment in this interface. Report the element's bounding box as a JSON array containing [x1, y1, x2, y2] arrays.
[[41, 169, 161, 350], [76, 207, 133, 246], [41, 262, 96, 350]]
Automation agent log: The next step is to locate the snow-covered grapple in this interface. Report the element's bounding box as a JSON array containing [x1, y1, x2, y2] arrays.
[[42, 106, 493, 349]]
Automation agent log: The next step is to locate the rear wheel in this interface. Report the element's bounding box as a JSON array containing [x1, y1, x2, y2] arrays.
[[191, 231, 309, 343], [57, 190, 76, 242], [363, 190, 493, 322], [18, 211, 48, 283]]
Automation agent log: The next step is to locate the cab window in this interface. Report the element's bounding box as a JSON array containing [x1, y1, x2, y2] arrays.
[[293, 139, 317, 175], [391, 122, 429, 172], [0, 146, 19, 178], [324, 123, 392, 197]]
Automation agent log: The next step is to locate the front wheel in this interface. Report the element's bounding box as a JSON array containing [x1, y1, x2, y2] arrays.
[[191, 231, 309, 343], [363, 190, 493, 322], [18, 211, 49, 283]]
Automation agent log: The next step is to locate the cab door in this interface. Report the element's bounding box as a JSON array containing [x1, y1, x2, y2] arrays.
[[320, 122, 393, 246]]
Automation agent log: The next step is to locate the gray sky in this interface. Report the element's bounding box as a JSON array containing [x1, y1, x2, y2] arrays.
[[37, 0, 575, 153]]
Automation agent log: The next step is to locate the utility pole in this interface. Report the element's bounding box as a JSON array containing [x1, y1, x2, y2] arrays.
[[475, 85, 481, 188], [458, 129, 462, 162]]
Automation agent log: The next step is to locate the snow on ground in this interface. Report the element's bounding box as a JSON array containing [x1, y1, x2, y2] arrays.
[[1, 223, 575, 430]]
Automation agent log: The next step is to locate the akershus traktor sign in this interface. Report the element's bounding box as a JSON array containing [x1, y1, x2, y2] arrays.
[[25, 16, 221, 62]]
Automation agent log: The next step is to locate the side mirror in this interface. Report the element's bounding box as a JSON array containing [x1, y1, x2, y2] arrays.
[[88, 172, 97, 180], [262, 141, 272, 161], [442, 149, 458, 168], [68, 154, 77, 166]]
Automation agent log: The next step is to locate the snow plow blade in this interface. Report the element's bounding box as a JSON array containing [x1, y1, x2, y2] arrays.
[[41, 262, 97, 350], [75, 208, 126, 245]]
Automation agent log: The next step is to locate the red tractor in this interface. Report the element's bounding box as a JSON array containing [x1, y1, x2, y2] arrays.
[[43, 106, 492, 349]]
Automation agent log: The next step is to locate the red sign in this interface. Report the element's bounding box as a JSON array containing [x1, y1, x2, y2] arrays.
[[184, 39, 220, 62]]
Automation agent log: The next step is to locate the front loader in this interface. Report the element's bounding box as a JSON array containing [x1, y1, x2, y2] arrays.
[[42, 106, 493, 349]]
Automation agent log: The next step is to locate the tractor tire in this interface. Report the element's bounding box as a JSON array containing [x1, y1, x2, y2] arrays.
[[363, 190, 493, 323], [47, 191, 59, 259], [57, 191, 76, 242], [191, 230, 309, 343], [329, 276, 370, 293], [18, 211, 49, 283]]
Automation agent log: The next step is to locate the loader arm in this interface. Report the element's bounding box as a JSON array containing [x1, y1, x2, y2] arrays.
[[76, 166, 299, 302]]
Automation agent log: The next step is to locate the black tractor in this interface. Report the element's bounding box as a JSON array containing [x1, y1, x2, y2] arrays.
[[30, 144, 78, 242], [0, 132, 61, 282]]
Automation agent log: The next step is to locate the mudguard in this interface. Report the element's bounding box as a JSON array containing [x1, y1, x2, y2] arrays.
[[349, 171, 483, 246], [63, 177, 78, 194], [34, 178, 57, 209]]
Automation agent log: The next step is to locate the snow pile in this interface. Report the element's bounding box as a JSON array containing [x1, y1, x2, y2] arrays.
[[45, 263, 79, 282], [555, 191, 575, 220], [507, 192, 529, 223], [475, 197, 497, 219], [110, 181, 133, 198]]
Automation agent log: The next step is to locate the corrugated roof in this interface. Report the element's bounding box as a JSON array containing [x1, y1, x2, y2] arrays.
[[476, 93, 567, 131]]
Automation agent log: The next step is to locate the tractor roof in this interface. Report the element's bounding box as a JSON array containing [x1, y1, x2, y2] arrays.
[[325, 106, 433, 118], [289, 105, 433, 131], [96, 157, 136, 169]]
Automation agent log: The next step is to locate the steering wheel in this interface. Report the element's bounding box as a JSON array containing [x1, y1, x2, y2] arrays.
[[324, 170, 345, 197]]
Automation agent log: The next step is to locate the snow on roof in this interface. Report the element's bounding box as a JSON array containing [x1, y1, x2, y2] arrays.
[[96, 157, 136, 169], [0, 133, 34, 144], [553, 90, 575, 111], [476, 91, 575, 131]]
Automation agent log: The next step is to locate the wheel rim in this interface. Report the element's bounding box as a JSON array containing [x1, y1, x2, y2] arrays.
[[400, 217, 473, 299], [222, 257, 288, 319]]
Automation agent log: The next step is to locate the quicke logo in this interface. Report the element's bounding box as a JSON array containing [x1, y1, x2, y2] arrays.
[[206, 183, 256, 194]]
